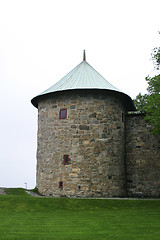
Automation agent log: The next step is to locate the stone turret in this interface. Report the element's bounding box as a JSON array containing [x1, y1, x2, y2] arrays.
[[31, 52, 136, 198]]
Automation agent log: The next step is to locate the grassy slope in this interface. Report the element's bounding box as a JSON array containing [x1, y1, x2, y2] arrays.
[[0, 188, 160, 240]]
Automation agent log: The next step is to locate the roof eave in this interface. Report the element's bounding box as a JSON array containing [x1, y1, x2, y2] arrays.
[[31, 88, 136, 111]]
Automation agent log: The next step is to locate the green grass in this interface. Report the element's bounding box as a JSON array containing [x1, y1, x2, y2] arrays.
[[0, 188, 160, 240]]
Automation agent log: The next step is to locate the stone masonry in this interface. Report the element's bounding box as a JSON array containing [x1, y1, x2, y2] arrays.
[[125, 114, 160, 197], [36, 90, 127, 198], [35, 90, 160, 198], [32, 53, 160, 198]]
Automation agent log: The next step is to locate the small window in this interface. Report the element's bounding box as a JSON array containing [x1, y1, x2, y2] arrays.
[[59, 109, 67, 119], [64, 155, 69, 165], [59, 181, 63, 189]]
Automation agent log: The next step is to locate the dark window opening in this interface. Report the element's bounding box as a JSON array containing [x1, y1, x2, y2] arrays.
[[122, 112, 125, 123], [78, 186, 81, 190], [64, 155, 69, 165], [59, 181, 63, 189], [59, 109, 67, 119]]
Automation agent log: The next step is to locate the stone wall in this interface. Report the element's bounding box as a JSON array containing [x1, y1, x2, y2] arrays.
[[125, 114, 160, 197], [36, 90, 126, 198]]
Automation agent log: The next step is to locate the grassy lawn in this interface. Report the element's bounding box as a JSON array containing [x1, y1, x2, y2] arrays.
[[0, 188, 160, 240]]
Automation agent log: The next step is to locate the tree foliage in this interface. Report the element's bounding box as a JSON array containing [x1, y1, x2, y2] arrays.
[[151, 31, 160, 70], [145, 74, 160, 137], [133, 93, 148, 112], [152, 48, 160, 70], [134, 34, 160, 138]]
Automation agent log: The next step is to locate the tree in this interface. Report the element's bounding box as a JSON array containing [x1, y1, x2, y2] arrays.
[[152, 47, 160, 70], [144, 74, 160, 137], [151, 31, 160, 70], [133, 93, 148, 112], [134, 34, 160, 138]]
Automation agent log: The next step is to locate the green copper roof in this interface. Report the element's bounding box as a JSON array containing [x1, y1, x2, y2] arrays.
[[38, 60, 121, 95], [31, 52, 136, 111]]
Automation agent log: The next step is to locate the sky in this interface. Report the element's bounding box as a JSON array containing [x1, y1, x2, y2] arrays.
[[0, 0, 159, 189]]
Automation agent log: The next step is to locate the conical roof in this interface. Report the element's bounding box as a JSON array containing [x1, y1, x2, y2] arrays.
[[31, 52, 136, 111], [38, 61, 120, 95]]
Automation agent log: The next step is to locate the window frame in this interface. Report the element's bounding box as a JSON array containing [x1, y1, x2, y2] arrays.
[[59, 108, 67, 119]]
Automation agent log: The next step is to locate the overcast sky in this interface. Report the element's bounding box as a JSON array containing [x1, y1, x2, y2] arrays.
[[0, 0, 159, 189]]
